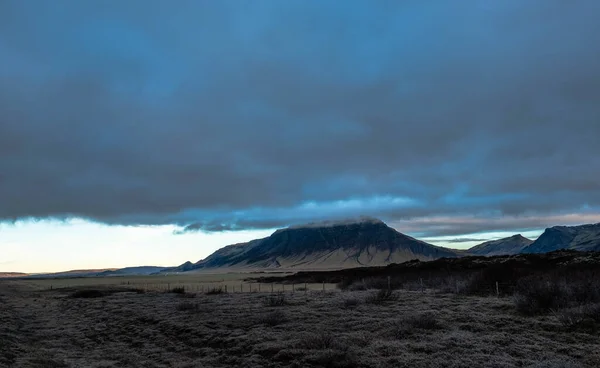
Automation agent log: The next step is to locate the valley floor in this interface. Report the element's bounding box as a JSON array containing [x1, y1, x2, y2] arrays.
[[0, 281, 598, 368]]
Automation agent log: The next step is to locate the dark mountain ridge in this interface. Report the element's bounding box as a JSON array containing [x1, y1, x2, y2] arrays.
[[467, 234, 533, 256], [167, 218, 459, 272], [521, 223, 600, 253]]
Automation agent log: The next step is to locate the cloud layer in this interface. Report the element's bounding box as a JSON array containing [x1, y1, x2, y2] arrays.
[[1, 1, 600, 236]]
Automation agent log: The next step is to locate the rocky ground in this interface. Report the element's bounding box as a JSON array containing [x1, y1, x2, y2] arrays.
[[0, 280, 598, 368]]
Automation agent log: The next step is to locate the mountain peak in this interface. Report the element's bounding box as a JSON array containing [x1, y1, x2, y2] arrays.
[[468, 234, 533, 256], [174, 218, 458, 272]]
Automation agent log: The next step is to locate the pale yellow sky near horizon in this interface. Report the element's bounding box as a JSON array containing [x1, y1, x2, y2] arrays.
[[0, 218, 547, 273]]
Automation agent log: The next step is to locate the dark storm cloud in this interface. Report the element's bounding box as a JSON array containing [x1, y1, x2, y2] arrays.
[[1, 0, 600, 236]]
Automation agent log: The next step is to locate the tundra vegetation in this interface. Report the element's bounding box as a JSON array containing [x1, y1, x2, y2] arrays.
[[1, 252, 599, 367]]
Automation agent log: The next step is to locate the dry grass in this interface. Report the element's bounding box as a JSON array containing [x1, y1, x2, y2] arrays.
[[1, 280, 599, 367]]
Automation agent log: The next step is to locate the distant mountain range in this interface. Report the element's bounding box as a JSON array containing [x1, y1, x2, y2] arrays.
[[3, 220, 600, 277], [1, 266, 168, 279], [465, 223, 600, 256], [168, 220, 600, 272]]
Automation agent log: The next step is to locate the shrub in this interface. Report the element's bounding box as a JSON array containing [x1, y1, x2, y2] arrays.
[[513, 277, 565, 315], [365, 289, 397, 304], [389, 312, 441, 339], [342, 297, 361, 309], [171, 286, 186, 294], [205, 287, 225, 295], [305, 349, 359, 368], [71, 289, 105, 298], [176, 302, 200, 312], [555, 304, 600, 332], [298, 332, 337, 350], [258, 310, 288, 326], [263, 293, 288, 307], [340, 277, 399, 291], [406, 312, 441, 330]]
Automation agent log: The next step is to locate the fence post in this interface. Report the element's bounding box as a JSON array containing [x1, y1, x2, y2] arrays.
[[292, 283, 295, 293], [496, 281, 499, 297], [322, 281, 325, 293], [241, 283, 243, 293], [168, 283, 170, 292], [387, 276, 391, 291], [420, 278, 424, 293], [258, 283, 261, 292], [225, 285, 228, 293], [271, 284, 274, 293], [455, 280, 459, 294]]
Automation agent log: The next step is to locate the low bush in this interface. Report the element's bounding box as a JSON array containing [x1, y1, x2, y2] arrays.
[[513, 274, 600, 315], [71, 289, 105, 298], [298, 332, 337, 350], [205, 287, 225, 295], [258, 310, 288, 326], [171, 286, 186, 294], [263, 293, 288, 307], [406, 312, 441, 330], [342, 297, 361, 309], [365, 289, 397, 304], [389, 312, 441, 339], [176, 302, 200, 312], [305, 349, 359, 368], [513, 279, 564, 315], [555, 304, 600, 332], [70, 287, 145, 298]]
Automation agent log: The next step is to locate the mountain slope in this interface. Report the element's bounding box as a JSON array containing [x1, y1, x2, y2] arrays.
[[170, 218, 459, 272], [467, 235, 533, 256], [521, 223, 600, 253], [99, 266, 167, 276]]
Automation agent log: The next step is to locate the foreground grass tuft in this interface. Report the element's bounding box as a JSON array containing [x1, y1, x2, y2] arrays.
[[205, 287, 225, 295], [365, 289, 397, 304], [342, 296, 361, 309], [297, 332, 337, 350], [263, 293, 288, 307], [258, 310, 288, 326], [554, 304, 600, 332], [170, 286, 186, 294], [389, 312, 442, 339], [71, 289, 105, 298], [176, 302, 200, 312]]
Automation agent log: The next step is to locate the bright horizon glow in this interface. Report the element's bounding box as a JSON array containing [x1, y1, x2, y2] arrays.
[[0, 217, 552, 273], [0, 219, 276, 273]]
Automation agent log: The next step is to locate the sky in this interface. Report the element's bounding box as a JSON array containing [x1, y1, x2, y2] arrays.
[[1, 1, 600, 272]]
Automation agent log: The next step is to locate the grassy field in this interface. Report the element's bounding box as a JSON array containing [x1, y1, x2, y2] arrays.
[[1, 280, 599, 367], [18, 272, 338, 293]]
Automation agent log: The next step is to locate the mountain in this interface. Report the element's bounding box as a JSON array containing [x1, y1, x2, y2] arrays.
[[98, 266, 167, 276], [168, 218, 460, 272], [20, 266, 167, 279], [0, 272, 29, 278], [467, 234, 533, 256], [521, 223, 600, 253]]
